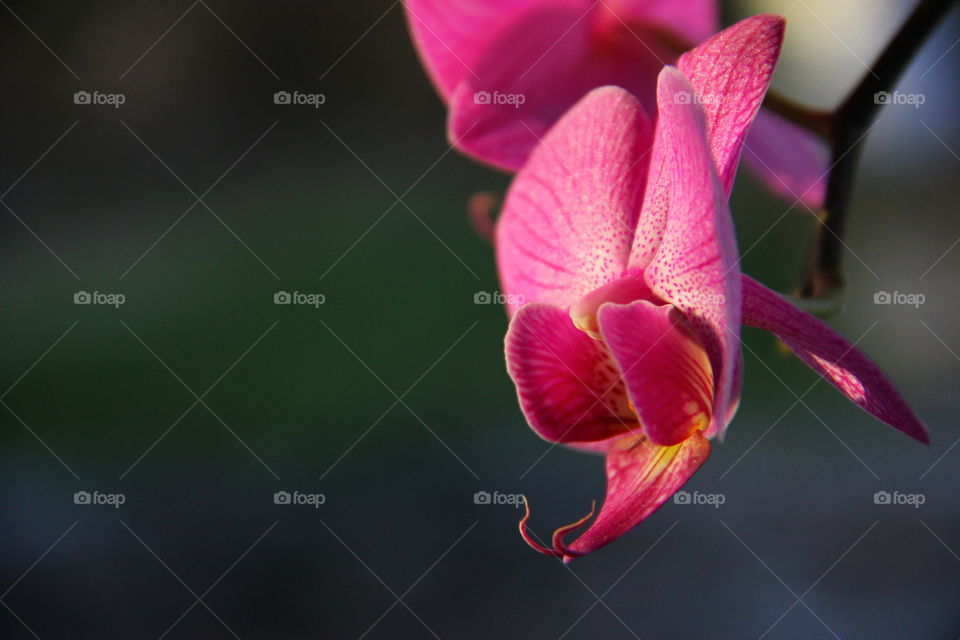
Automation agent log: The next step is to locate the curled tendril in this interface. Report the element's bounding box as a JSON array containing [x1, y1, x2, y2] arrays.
[[518, 495, 596, 562]]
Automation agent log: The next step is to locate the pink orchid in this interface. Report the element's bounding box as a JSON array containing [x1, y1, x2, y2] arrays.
[[404, 0, 827, 207], [495, 17, 927, 561]]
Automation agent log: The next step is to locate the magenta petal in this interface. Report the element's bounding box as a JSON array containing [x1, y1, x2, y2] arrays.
[[505, 303, 637, 445], [496, 86, 652, 313], [601, 0, 719, 44], [598, 300, 714, 446], [563, 433, 710, 558], [448, 5, 668, 171], [742, 276, 929, 443], [742, 110, 830, 209], [678, 15, 785, 196], [402, 0, 559, 101], [726, 351, 744, 426], [632, 68, 742, 439]]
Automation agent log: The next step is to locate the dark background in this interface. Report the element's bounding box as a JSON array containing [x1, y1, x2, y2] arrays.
[[1, 1, 959, 638]]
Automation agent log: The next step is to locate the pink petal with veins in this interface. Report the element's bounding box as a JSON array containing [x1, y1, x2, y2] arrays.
[[677, 14, 785, 196], [505, 303, 637, 445], [742, 275, 929, 443], [632, 68, 742, 439], [403, 0, 568, 100], [496, 86, 651, 313], [522, 433, 710, 560], [448, 5, 666, 170], [598, 300, 715, 446]]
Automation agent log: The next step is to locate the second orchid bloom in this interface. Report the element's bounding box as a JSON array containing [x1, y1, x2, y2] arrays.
[[404, 0, 828, 207]]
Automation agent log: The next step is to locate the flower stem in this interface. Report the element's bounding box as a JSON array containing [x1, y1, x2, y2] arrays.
[[799, 0, 956, 302], [763, 91, 832, 138]]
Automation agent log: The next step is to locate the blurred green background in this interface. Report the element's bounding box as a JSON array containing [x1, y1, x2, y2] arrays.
[[1, 1, 958, 637]]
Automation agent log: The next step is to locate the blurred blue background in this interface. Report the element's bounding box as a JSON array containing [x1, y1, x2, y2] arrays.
[[1, 1, 958, 637]]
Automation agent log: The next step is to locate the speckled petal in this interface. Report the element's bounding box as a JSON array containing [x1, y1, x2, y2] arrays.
[[496, 86, 652, 313], [631, 68, 742, 439], [677, 14, 785, 195]]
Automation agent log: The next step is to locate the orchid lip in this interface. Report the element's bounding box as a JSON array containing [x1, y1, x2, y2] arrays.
[[569, 271, 659, 340]]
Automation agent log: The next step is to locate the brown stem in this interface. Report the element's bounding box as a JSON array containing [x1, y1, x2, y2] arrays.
[[799, 0, 956, 300], [763, 91, 833, 138]]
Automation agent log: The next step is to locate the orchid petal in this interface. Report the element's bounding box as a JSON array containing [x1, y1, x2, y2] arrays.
[[598, 300, 714, 446], [742, 110, 830, 209], [631, 67, 742, 439], [726, 351, 745, 426], [677, 15, 785, 195], [505, 303, 637, 445], [742, 276, 929, 443], [600, 0, 719, 45], [402, 0, 560, 101], [496, 86, 652, 313], [448, 7, 665, 171], [555, 433, 710, 559]]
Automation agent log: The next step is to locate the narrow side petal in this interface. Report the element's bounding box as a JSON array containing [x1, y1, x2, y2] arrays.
[[632, 68, 742, 439], [561, 433, 710, 558], [598, 300, 715, 446], [677, 15, 785, 195], [742, 276, 929, 443], [496, 86, 652, 313], [505, 304, 637, 444]]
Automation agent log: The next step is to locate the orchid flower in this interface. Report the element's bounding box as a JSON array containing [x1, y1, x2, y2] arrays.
[[496, 17, 927, 561], [404, 0, 827, 207]]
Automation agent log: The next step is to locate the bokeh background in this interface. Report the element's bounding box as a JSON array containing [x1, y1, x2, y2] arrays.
[[1, 0, 959, 637]]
